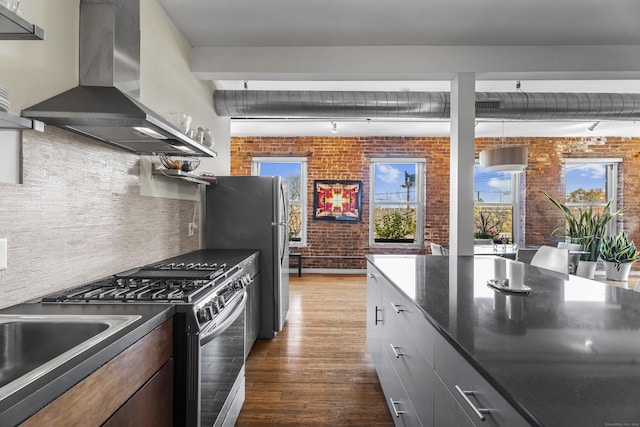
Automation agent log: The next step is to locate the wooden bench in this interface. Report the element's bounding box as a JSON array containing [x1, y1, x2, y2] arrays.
[[289, 252, 302, 277]]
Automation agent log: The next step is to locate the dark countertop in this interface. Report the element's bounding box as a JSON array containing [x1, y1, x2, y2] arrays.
[[0, 302, 175, 426], [367, 254, 640, 427]]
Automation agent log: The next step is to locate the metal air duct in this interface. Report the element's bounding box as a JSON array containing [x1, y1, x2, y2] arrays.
[[214, 90, 640, 121]]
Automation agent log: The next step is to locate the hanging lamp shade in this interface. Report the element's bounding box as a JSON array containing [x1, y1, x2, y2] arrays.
[[479, 146, 528, 173]]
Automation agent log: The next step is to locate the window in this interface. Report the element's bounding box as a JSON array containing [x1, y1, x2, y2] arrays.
[[565, 158, 620, 236], [252, 157, 307, 246], [370, 159, 425, 246], [474, 165, 520, 243]]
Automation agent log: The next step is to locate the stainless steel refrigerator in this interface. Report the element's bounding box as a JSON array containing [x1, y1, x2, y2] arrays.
[[205, 176, 289, 339]]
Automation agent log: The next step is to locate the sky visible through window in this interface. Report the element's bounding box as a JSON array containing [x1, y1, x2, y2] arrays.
[[565, 163, 606, 196], [474, 165, 512, 203], [259, 162, 300, 179], [374, 163, 416, 202]]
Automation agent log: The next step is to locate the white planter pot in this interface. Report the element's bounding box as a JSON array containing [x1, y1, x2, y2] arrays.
[[604, 261, 633, 281], [576, 261, 597, 279], [474, 239, 493, 245]]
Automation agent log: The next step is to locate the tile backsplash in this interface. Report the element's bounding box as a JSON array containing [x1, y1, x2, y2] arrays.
[[0, 126, 199, 308]]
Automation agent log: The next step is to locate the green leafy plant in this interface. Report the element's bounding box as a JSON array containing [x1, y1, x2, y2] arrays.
[[374, 209, 416, 240], [542, 192, 623, 262], [600, 231, 638, 269]]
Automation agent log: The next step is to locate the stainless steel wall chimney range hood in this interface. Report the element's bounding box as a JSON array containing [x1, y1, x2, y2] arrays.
[[22, 0, 215, 157]]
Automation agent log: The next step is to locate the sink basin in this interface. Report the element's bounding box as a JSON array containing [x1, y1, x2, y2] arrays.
[[0, 314, 141, 397]]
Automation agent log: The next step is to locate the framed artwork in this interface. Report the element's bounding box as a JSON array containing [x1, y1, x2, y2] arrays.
[[313, 180, 362, 221]]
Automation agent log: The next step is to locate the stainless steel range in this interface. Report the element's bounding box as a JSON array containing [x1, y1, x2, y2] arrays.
[[40, 250, 259, 427]]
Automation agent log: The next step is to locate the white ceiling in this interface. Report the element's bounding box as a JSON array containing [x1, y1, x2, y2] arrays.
[[157, 0, 640, 137]]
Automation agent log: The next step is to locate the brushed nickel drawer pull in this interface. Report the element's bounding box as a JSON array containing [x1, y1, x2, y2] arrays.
[[390, 302, 404, 313], [389, 398, 407, 417], [454, 385, 491, 421], [390, 343, 405, 358], [374, 306, 383, 325]]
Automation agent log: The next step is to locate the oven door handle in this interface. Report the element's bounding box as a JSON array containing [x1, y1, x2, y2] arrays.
[[199, 290, 247, 346]]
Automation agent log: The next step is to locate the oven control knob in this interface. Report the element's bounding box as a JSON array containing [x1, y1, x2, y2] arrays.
[[197, 307, 212, 323], [213, 296, 225, 311], [208, 301, 219, 315]]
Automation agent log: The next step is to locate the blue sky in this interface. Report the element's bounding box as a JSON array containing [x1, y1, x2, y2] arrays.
[[259, 162, 300, 178], [474, 166, 512, 203], [374, 163, 416, 202], [565, 163, 605, 194]]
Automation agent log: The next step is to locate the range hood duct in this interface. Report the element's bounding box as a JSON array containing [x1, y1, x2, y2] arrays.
[[214, 90, 640, 121], [22, 0, 215, 157]]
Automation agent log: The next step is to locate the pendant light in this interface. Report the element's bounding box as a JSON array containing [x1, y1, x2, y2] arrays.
[[479, 122, 527, 173]]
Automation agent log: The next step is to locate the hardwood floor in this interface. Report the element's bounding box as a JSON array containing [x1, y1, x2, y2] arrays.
[[236, 274, 394, 426]]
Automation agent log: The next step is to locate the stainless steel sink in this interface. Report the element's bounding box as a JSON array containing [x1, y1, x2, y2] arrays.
[[0, 314, 141, 397]]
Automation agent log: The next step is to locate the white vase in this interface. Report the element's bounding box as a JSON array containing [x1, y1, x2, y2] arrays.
[[576, 261, 597, 279], [604, 261, 633, 281]]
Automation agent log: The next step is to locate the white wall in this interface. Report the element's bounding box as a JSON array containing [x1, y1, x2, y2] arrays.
[[141, 0, 230, 176]]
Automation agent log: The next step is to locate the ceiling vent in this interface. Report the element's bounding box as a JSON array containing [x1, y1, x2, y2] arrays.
[[214, 90, 640, 122]]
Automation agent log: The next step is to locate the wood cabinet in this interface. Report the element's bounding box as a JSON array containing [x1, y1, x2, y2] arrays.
[[20, 320, 173, 427], [102, 359, 173, 427], [367, 260, 531, 427]]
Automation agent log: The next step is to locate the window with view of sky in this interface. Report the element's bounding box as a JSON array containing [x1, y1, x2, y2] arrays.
[[565, 163, 606, 204], [374, 163, 417, 202], [474, 166, 512, 203], [371, 160, 424, 245], [253, 159, 306, 245]]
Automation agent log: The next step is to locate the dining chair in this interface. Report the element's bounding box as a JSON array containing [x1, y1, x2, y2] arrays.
[[515, 248, 538, 264], [558, 242, 581, 274], [430, 243, 444, 256], [531, 246, 569, 275]]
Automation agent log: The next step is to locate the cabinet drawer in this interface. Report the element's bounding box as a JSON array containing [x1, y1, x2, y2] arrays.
[[434, 334, 530, 427], [377, 351, 422, 427], [384, 338, 434, 427], [383, 281, 435, 366], [434, 374, 475, 427]]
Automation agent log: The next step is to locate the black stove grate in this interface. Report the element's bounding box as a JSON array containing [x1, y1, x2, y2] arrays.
[[41, 277, 215, 303]]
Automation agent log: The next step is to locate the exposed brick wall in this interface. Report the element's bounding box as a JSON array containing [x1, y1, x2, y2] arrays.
[[231, 136, 640, 271]]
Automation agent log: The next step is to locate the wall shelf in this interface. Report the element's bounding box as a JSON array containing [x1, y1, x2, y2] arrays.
[[0, 111, 43, 131], [0, 5, 44, 40], [152, 166, 216, 186]]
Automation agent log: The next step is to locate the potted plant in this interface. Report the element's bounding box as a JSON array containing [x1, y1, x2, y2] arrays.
[[600, 231, 638, 281], [542, 192, 621, 279]]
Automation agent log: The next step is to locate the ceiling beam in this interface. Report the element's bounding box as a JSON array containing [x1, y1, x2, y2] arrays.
[[191, 45, 640, 81]]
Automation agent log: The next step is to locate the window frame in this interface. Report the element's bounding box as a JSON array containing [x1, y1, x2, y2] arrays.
[[473, 163, 522, 244], [252, 157, 308, 247], [369, 158, 426, 247], [564, 158, 621, 237]]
